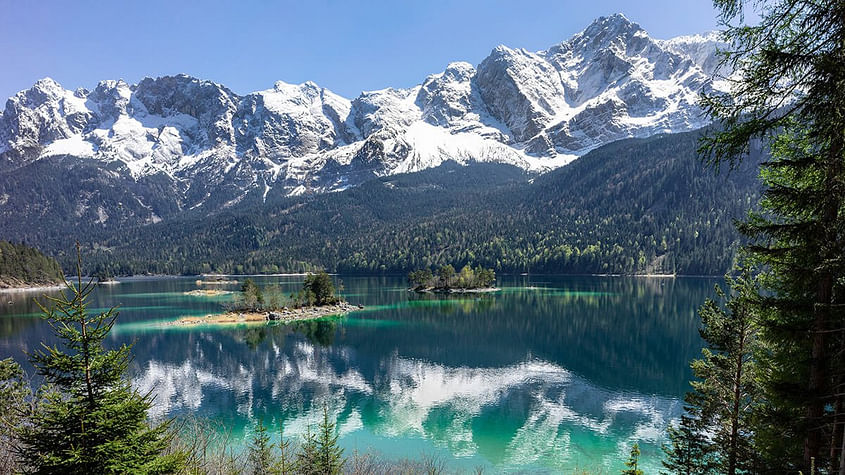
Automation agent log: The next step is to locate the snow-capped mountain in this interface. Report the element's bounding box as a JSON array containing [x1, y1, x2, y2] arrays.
[[0, 14, 726, 222]]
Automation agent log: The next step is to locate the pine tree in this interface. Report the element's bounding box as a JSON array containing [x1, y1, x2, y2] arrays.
[[438, 265, 455, 289], [296, 427, 320, 475], [277, 421, 297, 475], [662, 414, 716, 475], [663, 268, 761, 474], [697, 270, 761, 473], [316, 406, 344, 475], [303, 272, 337, 306], [622, 442, 643, 475], [701, 1, 845, 471], [17, 246, 184, 473], [247, 420, 275, 474]]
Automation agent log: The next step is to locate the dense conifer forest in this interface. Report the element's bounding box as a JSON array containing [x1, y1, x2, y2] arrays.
[[40, 127, 760, 277], [0, 241, 64, 288]]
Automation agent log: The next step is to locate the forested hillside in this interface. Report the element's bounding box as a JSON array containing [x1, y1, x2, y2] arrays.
[[0, 241, 64, 288], [57, 126, 761, 276]]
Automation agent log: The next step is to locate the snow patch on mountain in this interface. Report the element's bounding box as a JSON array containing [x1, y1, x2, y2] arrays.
[[0, 14, 726, 206]]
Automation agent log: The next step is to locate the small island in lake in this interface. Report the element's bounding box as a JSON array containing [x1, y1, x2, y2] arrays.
[[183, 289, 232, 297], [408, 264, 498, 293], [173, 271, 361, 326]]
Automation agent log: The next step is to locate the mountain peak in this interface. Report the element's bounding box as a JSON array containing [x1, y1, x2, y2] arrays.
[[19, 77, 65, 101], [272, 79, 322, 94], [589, 13, 639, 32], [0, 14, 727, 203], [576, 13, 646, 48], [31, 77, 63, 92]]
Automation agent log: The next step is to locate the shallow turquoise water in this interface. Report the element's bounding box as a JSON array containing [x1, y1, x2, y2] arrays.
[[0, 275, 713, 472]]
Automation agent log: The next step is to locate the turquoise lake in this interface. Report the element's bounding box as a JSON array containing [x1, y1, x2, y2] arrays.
[[0, 275, 715, 473]]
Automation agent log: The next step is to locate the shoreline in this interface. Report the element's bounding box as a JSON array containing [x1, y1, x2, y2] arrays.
[[169, 302, 363, 326], [76, 272, 724, 280], [184, 289, 232, 297], [411, 287, 501, 294], [0, 283, 65, 293]]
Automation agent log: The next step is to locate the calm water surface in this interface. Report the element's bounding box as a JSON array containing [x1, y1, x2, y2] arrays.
[[0, 275, 714, 473]]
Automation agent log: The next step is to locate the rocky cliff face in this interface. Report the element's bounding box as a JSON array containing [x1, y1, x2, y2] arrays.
[[0, 14, 726, 227]]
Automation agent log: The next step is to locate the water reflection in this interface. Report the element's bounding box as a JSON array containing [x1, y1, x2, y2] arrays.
[[133, 337, 680, 471], [0, 275, 713, 471]]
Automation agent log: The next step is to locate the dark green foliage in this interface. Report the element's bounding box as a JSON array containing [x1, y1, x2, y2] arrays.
[[91, 265, 113, 283], [290, 407, 343, 475], [622, 442, 643, 475], [16, 252, 184, 474], [438, 265, 456, 288], [662, 415, 716, 475], [701, 1, 845, 471], [10, 130, 760, 278], [0, 241, 63, 288], [302, 272, 338, 306], [410, 264, 495, 290], [694, 270, 761, 474], [664, 269, 761, 474], [408, 269, 434, 289]]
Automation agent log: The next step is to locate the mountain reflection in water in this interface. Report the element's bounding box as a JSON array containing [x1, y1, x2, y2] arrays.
[[0, 275, 712, 472]]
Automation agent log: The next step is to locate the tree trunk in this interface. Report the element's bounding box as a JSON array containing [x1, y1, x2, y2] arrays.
[[805, 127, 843, 466], [806, 274, 831, 465], [729, 319, 747, 475], [840, 419, 845, 475]]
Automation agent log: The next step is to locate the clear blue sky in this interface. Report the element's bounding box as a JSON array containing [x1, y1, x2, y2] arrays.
[[0, 0, 729, 102]]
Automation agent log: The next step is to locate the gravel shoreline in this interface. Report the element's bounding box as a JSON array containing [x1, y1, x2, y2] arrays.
[[170, 302, 362, 326]]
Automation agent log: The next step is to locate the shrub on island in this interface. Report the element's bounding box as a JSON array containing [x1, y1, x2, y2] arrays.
[[408, 264, 495, 291]]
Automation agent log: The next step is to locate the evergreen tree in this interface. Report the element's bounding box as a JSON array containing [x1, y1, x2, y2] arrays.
[[437, 265, 455, 288], [277, 421, 297, 475], [315, 406, 343, 475], [296, 427, 320, 475], [17, 247, 184, 473], [247, 420, 274, 474], [408, 269, 434, 289], [662, 414, 716, 475], [696, 270, 761, 473], [0, 241, 63, 288], [303, 272, 337, 306], [622, 442, 643, 475], [663, 268, 760, 474], [702, 1, 845, 470]]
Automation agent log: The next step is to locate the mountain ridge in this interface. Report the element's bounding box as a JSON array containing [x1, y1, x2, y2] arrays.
[[0, 13, 725, 223], [61, 125, 760, 277]]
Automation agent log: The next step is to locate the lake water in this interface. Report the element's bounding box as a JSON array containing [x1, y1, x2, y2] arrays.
[[0, 275, 714, 473]]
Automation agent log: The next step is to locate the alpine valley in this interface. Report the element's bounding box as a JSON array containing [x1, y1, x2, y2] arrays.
[[0, 14, 755, 275]]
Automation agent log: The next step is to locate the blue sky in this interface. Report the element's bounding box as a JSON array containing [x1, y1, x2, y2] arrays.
[[0, 0, 729, 102]]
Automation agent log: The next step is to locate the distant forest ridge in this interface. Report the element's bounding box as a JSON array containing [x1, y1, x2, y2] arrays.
[[0, 241, 64, 288], [9, 127, 762, 277]]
